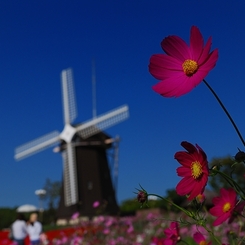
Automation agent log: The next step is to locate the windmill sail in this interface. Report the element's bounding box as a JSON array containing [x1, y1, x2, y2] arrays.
[[15, 131, 60, 160], [62, 143, 78, 206], [61, 68, 77, 124], [77, 105, 129, 139]]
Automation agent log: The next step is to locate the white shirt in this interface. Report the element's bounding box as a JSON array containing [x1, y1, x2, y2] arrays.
[[27, 221, 42, 241], [12, 220, 27, 240]]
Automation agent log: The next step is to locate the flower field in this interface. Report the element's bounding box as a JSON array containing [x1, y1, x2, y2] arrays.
[[1, 210, 245, 245]]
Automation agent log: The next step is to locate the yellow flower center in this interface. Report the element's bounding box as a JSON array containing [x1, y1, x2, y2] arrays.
[[200, 241, 208, 245], [182, 59, 198, 76], [223, 202, 231, 212], [191, 161, 203, 179]]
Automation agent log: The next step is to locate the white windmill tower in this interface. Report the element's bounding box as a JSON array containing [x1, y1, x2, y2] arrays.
[[14, 68, 129, 210]]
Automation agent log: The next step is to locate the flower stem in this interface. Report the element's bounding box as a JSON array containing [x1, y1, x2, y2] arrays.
[[203, 79, 245, 147], [213, 169, 245, 199], [148, 193, 193, 218], [204, 227, 222, 245]]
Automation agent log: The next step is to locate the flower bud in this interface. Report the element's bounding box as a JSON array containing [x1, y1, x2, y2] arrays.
[[235, 151, 245, 163], [137, 191, 148, 205]]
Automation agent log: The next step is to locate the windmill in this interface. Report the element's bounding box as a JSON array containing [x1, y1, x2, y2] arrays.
[[14, 68, 129, 217]]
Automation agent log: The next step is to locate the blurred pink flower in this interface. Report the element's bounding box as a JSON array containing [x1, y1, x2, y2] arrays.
[[127, 225, 134, 233], [196, 193, 205, 203], [149, 26, 218, 97], [103, 228, 110, 234], [71, 212, 79, 220], [163, 222, 180, 245], [209, 188, 244, 226], [193, 232, 211, 245], [93, 201, 100, 208]]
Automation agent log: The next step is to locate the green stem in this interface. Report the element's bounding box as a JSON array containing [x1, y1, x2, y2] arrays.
[[180, 240, 190, 245], [203, 79, 245, 147], [202, 225, 222, 245], [213, 169, 245, 198], [148, 194, 194, 218]]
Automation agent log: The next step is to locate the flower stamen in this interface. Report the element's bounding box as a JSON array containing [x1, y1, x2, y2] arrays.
[[223, 202, 231, 213], [182, 59, 198, 76], [191, 161, 203, 179], [200, 241, 208, 245]]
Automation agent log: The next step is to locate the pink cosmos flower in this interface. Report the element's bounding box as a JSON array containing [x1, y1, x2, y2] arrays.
[[71, 212, 79, 220], [149, 26, 218, 97], [163, 222, 180, 245], [174, 141, 209, 200], [93, 201, 100, 208], [196, 193, 205, 203], [193, 232, 211, 245], [209, 188, 244, 226]]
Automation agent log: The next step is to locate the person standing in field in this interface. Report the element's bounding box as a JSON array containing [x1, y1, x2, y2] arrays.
[[11, 213, 28, 245], [27, 213, 42, 245]]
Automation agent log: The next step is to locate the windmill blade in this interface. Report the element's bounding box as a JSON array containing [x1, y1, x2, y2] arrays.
[[62, 142, 78, 206], [61, 68, 77, 124], [76, 105, 129, 139], [15, 131, 60, 160]]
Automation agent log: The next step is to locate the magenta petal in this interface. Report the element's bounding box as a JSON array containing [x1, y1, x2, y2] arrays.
[[198, 37, 212, 65], [175, 151, 197, 166], [176, 177, 194, 195], [177, 166, 191, 177], [170, 76, 197, 97], [181, 141, 197, 153], [209, 206, 223, 217], [212, 196, 223, 206], [188, 181, 203, 200], [213, 213, 230, 226], [220, 188, 231, 200], [152, 73, 186, 96], [187, 69, 209, 87], [190, 26, 204, 61], [193, 233, 205, 244], [149, 67, 182, 80], [200, 49, 219, 71], [163, 239, 174, 245], [196, 144, 207, 162], [161, 35, 191, 61], [149, 54, 182, 70]]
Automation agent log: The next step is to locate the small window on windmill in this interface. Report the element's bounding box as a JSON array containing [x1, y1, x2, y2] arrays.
[[87, 181, 93, 190]]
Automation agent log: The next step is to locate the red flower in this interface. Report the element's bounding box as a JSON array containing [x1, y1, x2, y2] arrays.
[[163, 222, 180, 245], [209, 188, 244, 226], [193, 232, 211, 245], [149, 26, 218, 97], [174, 141, 209, 200]]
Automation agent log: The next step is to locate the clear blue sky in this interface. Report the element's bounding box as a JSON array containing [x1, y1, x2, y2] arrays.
[[1, 0, 245, 209]]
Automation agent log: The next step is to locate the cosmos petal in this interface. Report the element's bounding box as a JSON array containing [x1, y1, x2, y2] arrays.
[[161, 35, 191, 61], [175, 151, 198, 166], [149, 54, 182, 70], [169, 76, 197, 97], [181, 141, 198, 153], [176, 177, 194, 195], [213, 213, 230, 226], [209, 206, 223, 216], [176, 166, 191, 177], [188, 181, 203, 200], [198, 37, 212, 65], [152, 73, 186, 96], [200, 49, 219, 71], [190, 26, 204, 61]]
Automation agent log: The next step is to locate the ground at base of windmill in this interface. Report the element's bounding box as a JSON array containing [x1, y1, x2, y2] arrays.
[[0, 209, 242, 245]]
